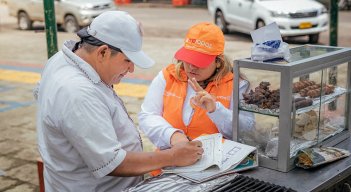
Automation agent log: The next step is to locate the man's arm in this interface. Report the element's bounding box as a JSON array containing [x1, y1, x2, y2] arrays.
[[108, 141, 203, 176]]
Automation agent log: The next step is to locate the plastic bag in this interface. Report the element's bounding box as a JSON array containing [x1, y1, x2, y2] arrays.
[[250, 22, 291, 62]]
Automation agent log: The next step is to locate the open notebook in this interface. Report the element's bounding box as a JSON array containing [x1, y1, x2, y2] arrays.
[[162, 133, 258, 183]]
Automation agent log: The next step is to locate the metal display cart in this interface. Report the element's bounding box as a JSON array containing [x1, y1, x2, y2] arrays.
[[233, 45, 351, 172]]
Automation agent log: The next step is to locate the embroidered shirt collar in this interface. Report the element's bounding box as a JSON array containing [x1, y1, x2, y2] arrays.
[[62, 40, 101, 84]]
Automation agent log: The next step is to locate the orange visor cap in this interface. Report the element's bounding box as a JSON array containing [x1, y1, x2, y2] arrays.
[[175, 22, 225, 68]]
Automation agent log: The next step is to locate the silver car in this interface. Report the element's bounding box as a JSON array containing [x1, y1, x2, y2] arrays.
[[8, 0, 116, 32], [208, 0, 328, 43]]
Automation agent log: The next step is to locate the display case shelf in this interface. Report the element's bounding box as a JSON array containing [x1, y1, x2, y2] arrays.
[[239, 87, 347, 116]]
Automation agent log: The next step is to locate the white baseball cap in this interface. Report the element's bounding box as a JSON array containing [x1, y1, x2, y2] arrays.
[[79, 11, 154, 69]]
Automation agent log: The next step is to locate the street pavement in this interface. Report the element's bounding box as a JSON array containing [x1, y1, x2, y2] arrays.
[[0, 2, 350, 191]]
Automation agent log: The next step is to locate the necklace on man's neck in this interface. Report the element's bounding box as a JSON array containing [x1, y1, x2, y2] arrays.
[[101, 80, 113, 89]]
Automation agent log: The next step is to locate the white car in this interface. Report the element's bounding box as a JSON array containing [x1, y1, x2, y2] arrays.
[[8, 0, 116, 33], [207, 0, 329, 43]]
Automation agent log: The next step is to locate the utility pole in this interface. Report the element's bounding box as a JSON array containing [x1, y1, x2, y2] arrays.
[[329, 0, 338, 110], [330, 0, 338, 46], [43, 0, 58, 58]]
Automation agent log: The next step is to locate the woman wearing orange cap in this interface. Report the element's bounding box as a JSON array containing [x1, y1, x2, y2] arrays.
[[138, 22, 254, 154]]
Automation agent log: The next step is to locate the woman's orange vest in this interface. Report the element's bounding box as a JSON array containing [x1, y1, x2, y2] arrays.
[[162, 64, 233, 140]]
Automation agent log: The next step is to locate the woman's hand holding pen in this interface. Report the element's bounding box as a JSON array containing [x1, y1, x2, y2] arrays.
[[188, 77, 217, 113]]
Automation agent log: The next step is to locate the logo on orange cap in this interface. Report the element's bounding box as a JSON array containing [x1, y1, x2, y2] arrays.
[[175, 22, 225, 68], [185, 38, 213, 49]]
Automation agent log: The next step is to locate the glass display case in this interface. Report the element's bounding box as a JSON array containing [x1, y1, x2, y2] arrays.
[[233, 45, 351, 172]]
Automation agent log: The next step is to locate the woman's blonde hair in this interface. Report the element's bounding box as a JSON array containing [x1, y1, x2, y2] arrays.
[[174, 54, 248, 88]]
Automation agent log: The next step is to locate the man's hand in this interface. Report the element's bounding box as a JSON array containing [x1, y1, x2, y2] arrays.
[[170, 132, 190, 146], [188, 77, 216, 113], [110, 141, 203, 177], [169, 140, 203, 167]]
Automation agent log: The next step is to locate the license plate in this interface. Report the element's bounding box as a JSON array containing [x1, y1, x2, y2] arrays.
[[299, 22, 312, 29]]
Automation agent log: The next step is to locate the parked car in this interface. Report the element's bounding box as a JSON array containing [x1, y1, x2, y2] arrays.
[[7, 0, 117, 33], [314, 0, 330, 9], [338, 0, 351, 10], [207, 0, 329, 43], [315, 0, 351, 10]]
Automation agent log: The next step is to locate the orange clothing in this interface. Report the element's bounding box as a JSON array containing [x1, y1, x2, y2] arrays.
[[162, 64, 233, 140], [149, 64, 233, 177]]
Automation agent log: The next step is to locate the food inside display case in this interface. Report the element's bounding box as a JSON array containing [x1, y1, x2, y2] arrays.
[[239, 71, 348, 159], [240, 80, 347, 116], [242, 82, 280, 110], [292, 80, 335, 97], [294, 97, 313, 109], [261, 108, 346, 158], [294, 110, 319, 141]]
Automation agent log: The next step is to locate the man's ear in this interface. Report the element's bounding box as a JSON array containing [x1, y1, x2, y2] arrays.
[[96, 45, 110, 61]]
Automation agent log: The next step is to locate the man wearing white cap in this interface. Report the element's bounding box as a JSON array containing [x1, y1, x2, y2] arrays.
[[35, 11, 203, 191]]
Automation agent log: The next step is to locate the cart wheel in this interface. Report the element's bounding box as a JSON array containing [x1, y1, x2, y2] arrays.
[[309, 34, 319, 44], [215, 11, 229, 34], [63, 15, 79, 33], [18, 12, 32, 30]]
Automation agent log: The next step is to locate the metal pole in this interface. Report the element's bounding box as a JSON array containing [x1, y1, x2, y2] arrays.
[[328, 0, 338, 110], [300, 50, 311, 80], [330, 0, 338, 46], [43, 0, 58, 58]]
